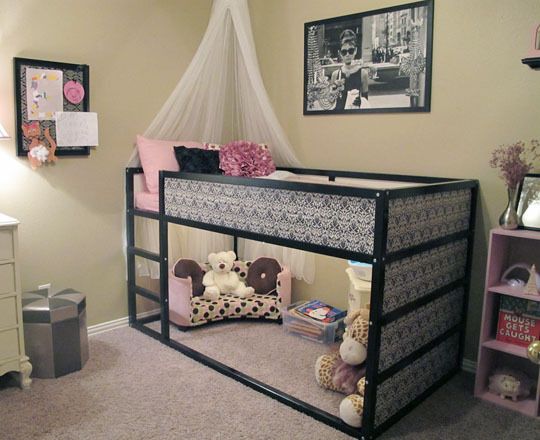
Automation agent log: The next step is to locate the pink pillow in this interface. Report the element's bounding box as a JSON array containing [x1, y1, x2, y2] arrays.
[[136, 135, 203, 193]]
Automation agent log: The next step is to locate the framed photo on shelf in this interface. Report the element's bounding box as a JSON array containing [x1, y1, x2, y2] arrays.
[[14, 57, 90, 157], [516, 173, 540, 230], [303, 0, 434, 115]]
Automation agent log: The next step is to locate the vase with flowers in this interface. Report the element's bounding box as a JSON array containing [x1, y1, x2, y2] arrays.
[[490, 140, 539, 229]]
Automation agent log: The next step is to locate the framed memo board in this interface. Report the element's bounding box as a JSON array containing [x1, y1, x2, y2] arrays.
[[14, 57, 90, 157]]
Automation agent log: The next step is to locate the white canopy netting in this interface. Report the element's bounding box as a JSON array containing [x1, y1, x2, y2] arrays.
[[129, 0, 314, 283]]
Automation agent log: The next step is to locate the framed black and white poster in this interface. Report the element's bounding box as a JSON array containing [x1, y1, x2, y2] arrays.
[[14, 57, 90, 159], [304, 0, 434, 115]]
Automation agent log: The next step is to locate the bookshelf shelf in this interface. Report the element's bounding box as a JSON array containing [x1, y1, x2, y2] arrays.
[[482, 339, 528, 359], [488, 285, 540, 302], [474, 228, 540, 418]]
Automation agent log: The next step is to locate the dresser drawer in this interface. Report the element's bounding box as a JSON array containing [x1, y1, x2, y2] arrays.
[[0, 229, 14, 261], [0, 263, 16, 295], [0, 328, 20, 360], [0, 295, 17, 328]]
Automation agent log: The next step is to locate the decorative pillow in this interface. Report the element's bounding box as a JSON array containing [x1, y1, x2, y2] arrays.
[[246, 257, 282, 295], [219, 140, 276, 177], [136, 135, 203, 193], [173, 146, 222, 174], [173, 258, 206, 297], [233, 260, 251, 283]]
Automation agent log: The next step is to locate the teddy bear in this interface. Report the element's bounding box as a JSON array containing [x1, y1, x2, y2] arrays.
[[315, 307, 370, 426], [202, 251, 254, 301]]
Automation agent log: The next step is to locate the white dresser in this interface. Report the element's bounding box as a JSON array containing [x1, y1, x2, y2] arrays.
[[0, 213, 31, 388]]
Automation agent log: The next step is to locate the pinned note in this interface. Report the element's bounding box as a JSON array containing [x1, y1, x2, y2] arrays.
[[55, 112, 98, 147]]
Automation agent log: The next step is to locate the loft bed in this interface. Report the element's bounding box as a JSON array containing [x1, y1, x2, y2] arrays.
[[125, 166, 478, 439]]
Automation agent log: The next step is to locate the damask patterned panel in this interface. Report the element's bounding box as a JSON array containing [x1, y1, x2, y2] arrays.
[[378, 288, 464, 372], [374, 334, 460, 428], [383, 239, 467, 314], [164, 178, 376, 254], [387, 189, 472, 252]]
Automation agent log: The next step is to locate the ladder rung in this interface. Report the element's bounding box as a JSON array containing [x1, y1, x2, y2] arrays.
[[128, 246, 161, 262], [134, 286, 160, 303]]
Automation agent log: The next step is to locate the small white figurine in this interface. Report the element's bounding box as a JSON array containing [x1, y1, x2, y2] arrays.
[[488, 368, 533, 401], [524, 264, 539, 295]]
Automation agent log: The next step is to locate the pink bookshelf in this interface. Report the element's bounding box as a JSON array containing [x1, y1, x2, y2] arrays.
[[474, 228, 540, 418]]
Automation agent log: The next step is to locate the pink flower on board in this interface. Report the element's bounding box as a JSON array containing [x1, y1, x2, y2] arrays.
[[490, 140, 539, 189], [219, 140, 276, 177]]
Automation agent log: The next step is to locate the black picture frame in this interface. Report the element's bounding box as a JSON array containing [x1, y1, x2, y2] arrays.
[[303, 0, 434, 115], [516, 173, 540, 231], [14, 57, 90, 157]]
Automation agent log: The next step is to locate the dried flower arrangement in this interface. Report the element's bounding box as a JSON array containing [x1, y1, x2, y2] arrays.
[[490, 140, 540, 189]]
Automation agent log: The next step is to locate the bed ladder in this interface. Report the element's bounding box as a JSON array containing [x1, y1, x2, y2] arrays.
[[125, 167, 169, 340]]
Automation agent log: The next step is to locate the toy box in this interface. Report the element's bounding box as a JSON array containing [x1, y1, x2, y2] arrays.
[[283, 301, 345, 344]]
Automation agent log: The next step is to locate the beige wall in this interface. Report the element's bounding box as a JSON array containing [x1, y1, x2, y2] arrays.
[[249, 0, 540, 361], [0, 0, 212, 324], [0, 0, 538, 362]]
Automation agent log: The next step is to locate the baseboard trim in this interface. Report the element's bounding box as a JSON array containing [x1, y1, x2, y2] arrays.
[[462, 358, 476, 373], [88, 309, 159, 336]]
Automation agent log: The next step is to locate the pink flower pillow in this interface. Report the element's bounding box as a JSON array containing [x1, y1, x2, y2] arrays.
[[136, 135, 203, 193], [219, 141, 276, 177]]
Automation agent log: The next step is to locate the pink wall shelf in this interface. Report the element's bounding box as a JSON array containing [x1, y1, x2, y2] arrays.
[[474, 228, 540, 418]]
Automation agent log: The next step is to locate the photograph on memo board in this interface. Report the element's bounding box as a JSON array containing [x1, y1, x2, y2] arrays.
[[14, 57, 91, 157]]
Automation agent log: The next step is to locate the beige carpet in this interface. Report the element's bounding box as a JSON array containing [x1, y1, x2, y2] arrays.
[[163, 319, 345, 417], [1, 325, 539, 440]]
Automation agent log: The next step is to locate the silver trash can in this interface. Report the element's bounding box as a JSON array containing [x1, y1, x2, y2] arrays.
[[21, 288, 89, 378]]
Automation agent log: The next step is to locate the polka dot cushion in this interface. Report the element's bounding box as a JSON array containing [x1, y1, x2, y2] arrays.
[[191, 293, 283, 326]]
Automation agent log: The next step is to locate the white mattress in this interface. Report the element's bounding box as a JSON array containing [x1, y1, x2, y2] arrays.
[[263, 170, 425, 189]]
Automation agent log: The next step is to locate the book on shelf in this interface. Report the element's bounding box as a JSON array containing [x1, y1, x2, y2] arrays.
[[496, 296, 540, 347], [293, 299, 346, 324]]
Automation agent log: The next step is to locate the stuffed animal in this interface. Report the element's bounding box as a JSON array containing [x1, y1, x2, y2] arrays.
[[488, 367, 533, 401], [341, 307, 370, 365], [315, 308, 370, 394], [202, 251, 254, 300], [339, 377, 366, 427], [21, 122, 57, 170], [315, 352, 365, 395], [315, 307, 370, 427]]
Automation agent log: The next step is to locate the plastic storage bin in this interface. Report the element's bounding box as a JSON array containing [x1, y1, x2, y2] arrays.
[[283, 301, 345, 344], [345, 268, 372, 310], [347, 260, 372, 281]]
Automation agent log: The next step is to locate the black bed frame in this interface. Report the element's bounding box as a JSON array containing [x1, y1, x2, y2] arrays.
[[126, 166, 478, 439]]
